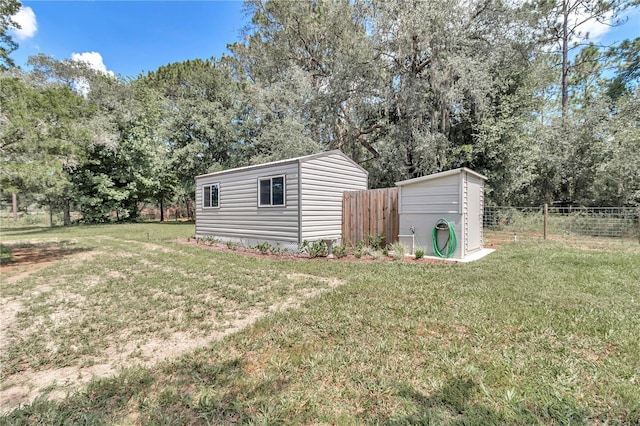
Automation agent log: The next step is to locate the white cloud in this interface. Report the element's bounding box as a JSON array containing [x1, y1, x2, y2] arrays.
[[11, 6, 38, 40], [71, 52, 115, 77], [567, 7, 613, 45]]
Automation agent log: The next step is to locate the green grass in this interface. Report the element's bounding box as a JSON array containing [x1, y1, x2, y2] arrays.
[[1, 223, 639, 424]]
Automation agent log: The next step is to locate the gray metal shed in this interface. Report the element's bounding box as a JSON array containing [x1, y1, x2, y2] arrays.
[[195, 150, 368, 250], [396, 167, 487, 260]]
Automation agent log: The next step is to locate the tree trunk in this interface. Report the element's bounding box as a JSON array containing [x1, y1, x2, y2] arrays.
[[159, 198, 165, 222], [12, 193, 18, 221], [64, 198, 71, 226], [186, 197, 193, 220], [561, 0, 569, 117], [49, 202, 54, 227]]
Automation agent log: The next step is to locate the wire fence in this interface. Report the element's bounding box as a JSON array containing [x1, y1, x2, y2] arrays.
[[483, 206, 640, 242]]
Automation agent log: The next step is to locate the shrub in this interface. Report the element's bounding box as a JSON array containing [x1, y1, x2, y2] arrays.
[[300, 240, 328, 258], [255, 242, 272, 255], [332, 244, 348, 259], [272, 242, 287, 255], [390, 242, 407, 260], [0, 244, 14, 264], [360, 246, 374, 257], [367, 233, 385, 250], [414, 248, 425, 259]]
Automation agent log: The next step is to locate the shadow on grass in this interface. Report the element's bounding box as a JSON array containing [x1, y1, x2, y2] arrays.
[[387, 376, 590, 425], [0, 242, 93, 267], [0, 226, 64, 238], [145, 220, 195, 225], [385, 376, 507, 425]]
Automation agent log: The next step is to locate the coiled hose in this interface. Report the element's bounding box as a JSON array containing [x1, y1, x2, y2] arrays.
[[432, 219, 457, 258]]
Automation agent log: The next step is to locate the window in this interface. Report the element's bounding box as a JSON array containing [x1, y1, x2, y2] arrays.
[[203, 183, 219, 208], [258, 175, 285, 207]]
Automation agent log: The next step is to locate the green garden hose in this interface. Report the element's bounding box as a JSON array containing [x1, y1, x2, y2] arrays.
[[432, 219, 457, 258]]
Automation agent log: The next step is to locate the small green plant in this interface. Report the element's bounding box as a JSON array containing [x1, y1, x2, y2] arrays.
[[367, 233, 385, 250], [360, 246, 374, 257], [332, 244, 348, 259], [390, 241, 407, 260], [201, 236, 220, 245], [382, 246, 390, 256], [0, 244, 14, 264], [272, 242, 288, 255], [300, 240, 328, 258], [355, 240, 366, 250], [414, 248, 425, 259], [354, 250, 362, 259], [255, 241, 272, 255], [226, 240, 239, 250]]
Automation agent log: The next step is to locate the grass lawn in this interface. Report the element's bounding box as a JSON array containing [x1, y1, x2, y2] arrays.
[[1, 223, 639, 424]]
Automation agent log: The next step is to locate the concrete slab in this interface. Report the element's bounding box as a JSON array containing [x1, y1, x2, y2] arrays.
[[420, 247, 496, 263]]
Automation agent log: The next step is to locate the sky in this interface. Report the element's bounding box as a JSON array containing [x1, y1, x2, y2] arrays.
[[10, 1, 249, 78], [8, 1, 640, 79]]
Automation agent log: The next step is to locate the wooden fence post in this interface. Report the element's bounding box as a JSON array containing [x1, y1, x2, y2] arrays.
[[543, 203, 548, 240]]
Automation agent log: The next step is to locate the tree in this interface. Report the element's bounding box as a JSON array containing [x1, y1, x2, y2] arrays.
[[228, 0, 382, 164], [231, 0, 548, 195], [605, 37, 640, 99], [25, 55, 169, 222], [0, 72, 93, 224], [0, 0, 20, 70], [141, 59, 237, 215], [537, 0, 634, 115]]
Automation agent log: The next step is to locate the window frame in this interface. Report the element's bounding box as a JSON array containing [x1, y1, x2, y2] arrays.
[[257, 175, 286, 207], [202, 183, 220, 209]]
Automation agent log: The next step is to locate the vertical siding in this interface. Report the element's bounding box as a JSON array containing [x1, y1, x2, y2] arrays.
[[342, 188, 398, 246], [299, 152, 368, 242], [195, 162, 300, 245]]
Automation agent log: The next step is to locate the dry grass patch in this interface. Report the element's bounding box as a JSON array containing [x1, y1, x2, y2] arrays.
[[0, 231, 346, 412]]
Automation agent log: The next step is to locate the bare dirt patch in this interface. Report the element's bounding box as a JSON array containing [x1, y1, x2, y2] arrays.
[[0, 244, 347, 413], [0, 286, 341, 412], [1, 243, 94, 285]]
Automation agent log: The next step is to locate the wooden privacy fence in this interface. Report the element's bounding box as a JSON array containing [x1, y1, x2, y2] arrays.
[[342, 188, 399, 247]]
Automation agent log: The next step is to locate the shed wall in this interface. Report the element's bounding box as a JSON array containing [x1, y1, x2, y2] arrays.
[[398, 174, 461, 215], [195, 162, 300, 247], [398, 173, 464, 258], [465, 173, 484, 253], [399, 213, 463, 258], [300, 152, 368, 242]]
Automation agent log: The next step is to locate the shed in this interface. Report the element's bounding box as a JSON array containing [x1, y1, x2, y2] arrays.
[[396, 167, 487, 260], [195, 150, 368, 250]]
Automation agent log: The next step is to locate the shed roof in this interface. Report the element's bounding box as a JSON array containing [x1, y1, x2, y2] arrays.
[[195, 150, 368, 179], [395, 167, 487, 187]]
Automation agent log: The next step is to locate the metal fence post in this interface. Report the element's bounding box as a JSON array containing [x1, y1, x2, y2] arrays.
[[543, 203, 548, 240]]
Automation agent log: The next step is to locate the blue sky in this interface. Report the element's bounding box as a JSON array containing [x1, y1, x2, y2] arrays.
[[9, 1, 640, 79], [11, 1, 248, 78]]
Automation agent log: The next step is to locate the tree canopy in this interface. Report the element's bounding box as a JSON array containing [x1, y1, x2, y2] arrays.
[[1, 0, 638, 224]]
